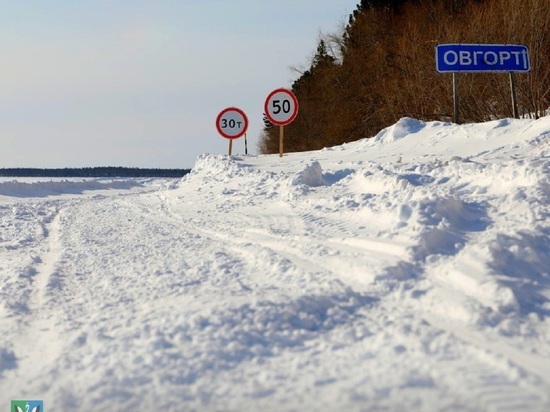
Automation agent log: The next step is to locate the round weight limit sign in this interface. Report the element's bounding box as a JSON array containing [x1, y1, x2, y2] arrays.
[[264, 88, 299, 157], [216, 107, 248, 155]]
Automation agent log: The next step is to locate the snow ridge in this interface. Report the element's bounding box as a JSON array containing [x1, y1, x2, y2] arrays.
[[1, 116, 549, 411]]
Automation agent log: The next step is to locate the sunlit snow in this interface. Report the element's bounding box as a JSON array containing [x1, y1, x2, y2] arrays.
[[1, 117, 549, 411]]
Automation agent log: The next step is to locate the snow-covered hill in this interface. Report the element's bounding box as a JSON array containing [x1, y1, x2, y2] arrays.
[[1, 117, 549, 411]]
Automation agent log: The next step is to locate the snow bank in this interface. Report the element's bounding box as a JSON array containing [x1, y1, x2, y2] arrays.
[[0, 179, 146, 198], [1, 116, 549, 411], [0, 178, 171, 203]]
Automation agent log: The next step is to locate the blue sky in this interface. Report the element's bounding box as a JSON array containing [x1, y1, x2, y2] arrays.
[[0, 1, 358, 168]]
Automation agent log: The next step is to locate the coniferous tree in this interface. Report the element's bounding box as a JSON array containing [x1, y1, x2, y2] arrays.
[[258, 0, 549, 155]]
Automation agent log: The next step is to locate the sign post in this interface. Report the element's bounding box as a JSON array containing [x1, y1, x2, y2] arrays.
[[216, 107, 249, 155], [509, 72, 519, 119], [264, 88, 299, 157], [452, 72, 459, 124], [436, 44, 530, 122]]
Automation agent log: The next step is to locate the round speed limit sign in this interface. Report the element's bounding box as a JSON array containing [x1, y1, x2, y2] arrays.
[[216, 107, 249, 139], [264, 88, 299, 126]]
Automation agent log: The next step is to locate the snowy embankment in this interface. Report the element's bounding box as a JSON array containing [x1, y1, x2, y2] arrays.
[[0, 117, 549, 411]]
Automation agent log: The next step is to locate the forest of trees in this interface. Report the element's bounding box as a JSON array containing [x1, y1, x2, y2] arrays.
[[259, 0, 549, 154], [0, 167, 190, 178]]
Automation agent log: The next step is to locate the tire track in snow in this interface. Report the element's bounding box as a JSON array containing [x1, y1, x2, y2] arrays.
[[400, 226, 550, 407], [402, 162, 550, 408], [34, 208, 63, 304], [90, 185, 550, 411], [0, 201, 66, 404], [58, 193, 384, 409], [427, 315, 550, 391], [157, 185, 409, 293], [1, 192, 206, 409], [0, 201, 63, 315], [450, 359, 547, 412], [351, 164, 550, 408], [268, 180, 550, 410]]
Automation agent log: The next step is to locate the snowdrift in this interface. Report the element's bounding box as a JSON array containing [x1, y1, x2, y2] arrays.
[[0, 117, 549, 411]]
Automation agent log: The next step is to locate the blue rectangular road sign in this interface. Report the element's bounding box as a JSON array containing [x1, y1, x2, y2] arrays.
[[436, 44, 530, 73]]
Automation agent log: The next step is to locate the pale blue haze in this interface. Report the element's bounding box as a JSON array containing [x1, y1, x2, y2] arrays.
[[0, 1, 358, 168]]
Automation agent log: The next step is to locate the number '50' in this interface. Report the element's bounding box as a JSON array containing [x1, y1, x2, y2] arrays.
[[272, 99, 291, 114]]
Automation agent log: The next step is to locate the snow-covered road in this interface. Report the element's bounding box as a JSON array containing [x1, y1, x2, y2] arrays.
[[1, 117, 549, 411]]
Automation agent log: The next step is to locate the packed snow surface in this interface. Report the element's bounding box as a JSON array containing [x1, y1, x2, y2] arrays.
[[1, 117, 549, 411]]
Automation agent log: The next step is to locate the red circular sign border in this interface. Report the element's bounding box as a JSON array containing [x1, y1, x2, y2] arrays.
[[264, 88, 299, 126], [216, 107, 249, 140]]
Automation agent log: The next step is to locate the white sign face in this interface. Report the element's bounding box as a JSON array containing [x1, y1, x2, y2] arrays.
[[216, 107, 248, 139], [264, 88, 299, 126]]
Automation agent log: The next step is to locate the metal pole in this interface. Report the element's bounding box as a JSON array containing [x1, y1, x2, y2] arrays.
[[244, 133, 248, 155], [452, 72, 460, 124], [279, 126, 284, 158], [509, 72, 519, 119], [228, 139, 233, 156]]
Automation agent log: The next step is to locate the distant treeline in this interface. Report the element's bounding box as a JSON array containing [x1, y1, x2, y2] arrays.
[[0, 167, 191, 178]]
